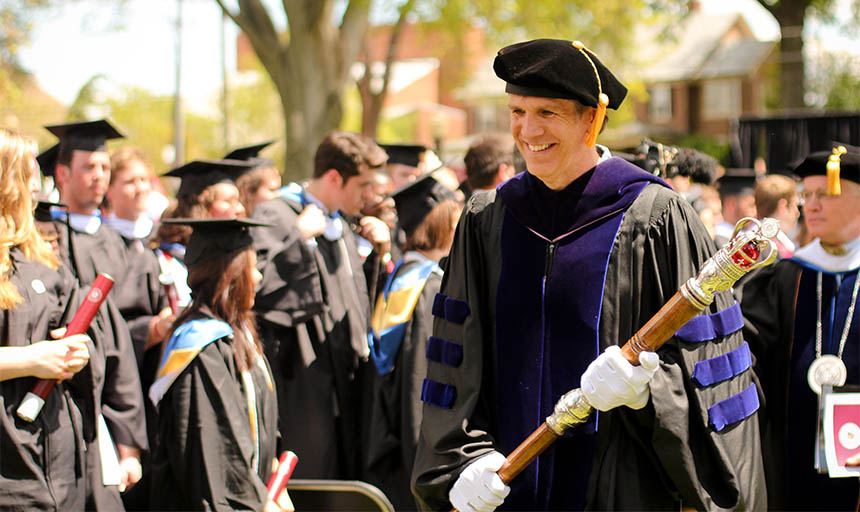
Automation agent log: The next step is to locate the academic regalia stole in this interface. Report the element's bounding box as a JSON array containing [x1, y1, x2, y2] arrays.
[[495, 158, 667, 509], [368, 253, 441, 375], [148, 318, 233, 406], [782, 259, 860, 507]]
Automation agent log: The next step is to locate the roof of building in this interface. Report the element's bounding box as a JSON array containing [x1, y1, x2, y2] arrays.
[[637, 11, 775, 83]]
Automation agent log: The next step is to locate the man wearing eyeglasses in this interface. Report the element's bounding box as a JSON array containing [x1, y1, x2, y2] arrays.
[[741, 143, 860, 510]]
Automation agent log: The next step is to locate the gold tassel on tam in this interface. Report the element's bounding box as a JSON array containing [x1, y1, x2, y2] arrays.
[[585, 94, 609, 148], [827, 145, 847, 196], [572, 41, 610, 148]]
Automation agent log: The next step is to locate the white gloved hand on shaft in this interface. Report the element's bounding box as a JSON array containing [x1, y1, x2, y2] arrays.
[[449, 451, 510, 512], [580, 345, 660, 411]]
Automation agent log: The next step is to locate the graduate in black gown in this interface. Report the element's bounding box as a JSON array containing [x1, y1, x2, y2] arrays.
[[151, 157, 257, 307], [102, 146, 174, 510], [741, 145, 860, 510], [0, 128, 94, 510], [103, 146, 173, 360], [149, 218, 282, 511], [42, 119, 149, 510], [364, 173, 461, 509], [250, 131, 389, 479], [411, 39, 766, 511]]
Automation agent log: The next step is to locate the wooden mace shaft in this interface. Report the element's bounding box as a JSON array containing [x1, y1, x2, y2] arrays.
[[496, 289, 702, 484]]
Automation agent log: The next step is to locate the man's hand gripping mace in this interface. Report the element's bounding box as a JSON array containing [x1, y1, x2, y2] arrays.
[[494, 217, 780, 484]]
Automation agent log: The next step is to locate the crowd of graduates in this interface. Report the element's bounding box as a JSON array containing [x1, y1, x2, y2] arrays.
[[1, 36, 859, 512]]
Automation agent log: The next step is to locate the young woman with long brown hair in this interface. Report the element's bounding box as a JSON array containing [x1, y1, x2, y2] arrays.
[[148, 218, 288, 511], [364, 174, 461, 510]]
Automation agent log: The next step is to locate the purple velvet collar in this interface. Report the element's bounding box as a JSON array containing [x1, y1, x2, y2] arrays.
[[497, 157, 667, 240]]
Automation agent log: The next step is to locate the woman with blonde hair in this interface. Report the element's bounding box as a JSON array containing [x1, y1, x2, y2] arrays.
[[0, 128, 93, 509]]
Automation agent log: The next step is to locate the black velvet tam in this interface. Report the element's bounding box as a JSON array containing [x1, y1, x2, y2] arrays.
[[791, 143, 860, 184], [161, 218, 271, 269], [493, 38, 627, 109], [44, 119, 124, 153]]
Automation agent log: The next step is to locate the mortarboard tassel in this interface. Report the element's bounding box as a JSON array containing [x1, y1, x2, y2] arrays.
[[827, 145, 846, 196], [572, 41, 609, 149], [585, 93, 609, 148]]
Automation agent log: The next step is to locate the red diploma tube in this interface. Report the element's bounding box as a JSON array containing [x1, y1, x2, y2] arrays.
[[16, 273, 114, 422], [266, 451, 299, 502]]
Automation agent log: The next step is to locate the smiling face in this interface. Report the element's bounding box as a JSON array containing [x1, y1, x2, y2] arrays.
[[508, 94, 595, 190]]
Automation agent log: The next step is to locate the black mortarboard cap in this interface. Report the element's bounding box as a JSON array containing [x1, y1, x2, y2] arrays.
[[44, 119, 124, 153], [380, 143, 427, 168], [36, 144, 60, 177], [390, 171, 456, 237], [165, 158, 256, 197], [716, 168, 757, 197], [791, 142, 860, 184], [493, 38, 628, 110], [161, 217, 271, 269], [223, 140, 276, 163], [34, 201, 67, 223]]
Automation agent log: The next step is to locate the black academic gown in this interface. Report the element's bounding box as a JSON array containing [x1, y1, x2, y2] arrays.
[[741, 258, 860, 511], [0, 249, 94, 511], [110, 234, 169, 511], [251, 191, 371, 480], [112, 235, 169, 361], [364, 257, 441, 510], [54, 220, 148, 510], [411, 159, 766, 511], [150, 313, 278, 511]]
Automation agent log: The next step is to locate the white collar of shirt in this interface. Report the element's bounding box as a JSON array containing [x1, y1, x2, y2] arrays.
[[596, 144, 612, 163], [65, 210, 102, 235], [302, 188, 343, 241], [776, 229, 796, 253], [793, 235, 860, 273], [104, 213, 154, 240]]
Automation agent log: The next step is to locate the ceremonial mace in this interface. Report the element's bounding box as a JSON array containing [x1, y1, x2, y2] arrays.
[[464, 217, 780, 502]]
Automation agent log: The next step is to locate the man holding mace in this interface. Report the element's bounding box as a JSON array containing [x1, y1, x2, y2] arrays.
[[410, 38, 767, 511]]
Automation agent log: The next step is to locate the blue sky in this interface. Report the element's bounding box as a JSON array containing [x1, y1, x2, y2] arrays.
[[16, 0, 856, 109]]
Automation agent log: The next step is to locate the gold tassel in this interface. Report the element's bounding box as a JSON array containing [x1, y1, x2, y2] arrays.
[[572, 41, 610, 149], [585, 93, 609, 148], [827, 145, 846, 196]]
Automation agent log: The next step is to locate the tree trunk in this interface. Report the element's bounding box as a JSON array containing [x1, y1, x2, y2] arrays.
[[760, 0, 810, 110], [216, 0, 370, 182], [357, 0, 415, 139]]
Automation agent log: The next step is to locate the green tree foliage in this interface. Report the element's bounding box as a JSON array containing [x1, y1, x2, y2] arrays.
[[755, 0, 860, 109], [62, 67, 286, 181], [807, 50, 860, 110], [64, 76, 221, 177], [0, 0, 49, 97]]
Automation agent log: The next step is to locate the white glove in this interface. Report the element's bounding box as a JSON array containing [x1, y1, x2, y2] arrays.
[[449, 451, 510, 512], [580, 346, 660, 411]]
